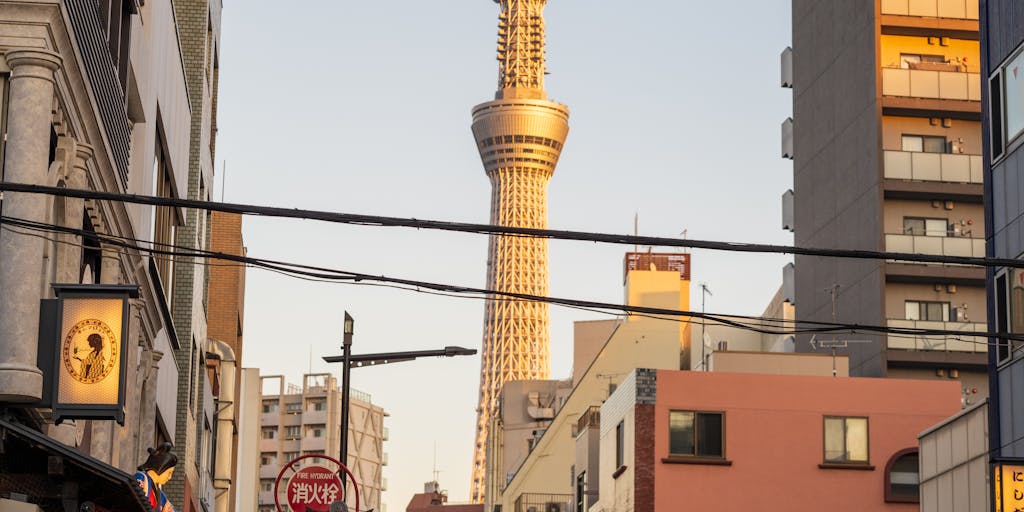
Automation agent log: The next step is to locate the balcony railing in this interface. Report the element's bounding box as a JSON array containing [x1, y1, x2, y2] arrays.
[[574, 406, 601, 437], [882, 68, 981, 101], [514, 493, 573, 512], [885, 233, 984, 258], [883, 150, 983, 184], [887, 319, 986, 353], [881, 0, 979, 20]]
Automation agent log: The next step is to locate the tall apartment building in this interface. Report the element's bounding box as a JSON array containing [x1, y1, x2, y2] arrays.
[[980, 0, 1024, 478], [0, 1, 212, 510], [257, 374, 387, 512], [785, 0, 987, 395], [163, 0, 223, 510]]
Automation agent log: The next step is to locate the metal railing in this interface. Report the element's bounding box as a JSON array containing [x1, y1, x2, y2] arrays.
[[884, 233, 985, 258], [882, 68, 981, 101], [514, 493, 573, 512], [887, 319, 986, 353], [575, 406, 601, 437], [881, 0, 979, 20], [883, 150, 983, 184]]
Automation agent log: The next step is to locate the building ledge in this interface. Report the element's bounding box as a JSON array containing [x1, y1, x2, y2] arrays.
[[884, 262, 985, 284], [661, 456, 732, 466], [882, 179, 983, 203], [818, 462, 875, 471], [882, 97, 980, 119], [879, 15, 978, 38], [886, 349, 987, 369]]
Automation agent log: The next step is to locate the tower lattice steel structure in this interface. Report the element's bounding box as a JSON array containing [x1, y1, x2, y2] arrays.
[[469, 0, 569, 503]]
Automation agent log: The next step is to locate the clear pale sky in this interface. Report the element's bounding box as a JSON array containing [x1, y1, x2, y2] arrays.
[[217, 1, 793, 509]]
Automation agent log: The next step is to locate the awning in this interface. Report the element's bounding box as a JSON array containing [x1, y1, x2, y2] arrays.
[[0, 418, 154, 512]]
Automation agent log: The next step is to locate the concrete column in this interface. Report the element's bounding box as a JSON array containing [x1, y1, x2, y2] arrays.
[[0, 48, 62, 402], [55, 142, 92, 284], [138, 349, 163, 462], [117, 298, 145, 470]]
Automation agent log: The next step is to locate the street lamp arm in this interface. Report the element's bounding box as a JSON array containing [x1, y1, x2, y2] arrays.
[[322, 346, 477, 365]]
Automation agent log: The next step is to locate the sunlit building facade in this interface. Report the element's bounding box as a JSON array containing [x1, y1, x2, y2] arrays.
[[785, 0, 987, 398]]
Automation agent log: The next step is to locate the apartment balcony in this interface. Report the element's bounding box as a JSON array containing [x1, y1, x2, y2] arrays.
[[882, 67, 981, 102], [302, 410, 326, 425], [881, 0, 979, 20], [886, 319, 986, 353], [259, 438, 279, 452], [260, 465, 280, 479], [885, 233, 985, 258], [883, 150, 982, 184], [301, 436, 326, 452], [260, 412, 279, 426]]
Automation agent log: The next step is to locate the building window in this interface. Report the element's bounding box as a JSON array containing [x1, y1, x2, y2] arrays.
[[285, 426, 301, 439], [823, 416, 869, 464], [615, 420, 625, 469], [905, 300, 950, 322], [899, 53, 945, 69], [885, 449, 920, 502], [152, 138, 177, 307], [901, 134, 947, 154], [668, 411, 724, 458], [575, 471, 586, 512], [262, 401, 278, 414], [995, 269, 1024, 363], [283, 451, 299, 461], [260, 480, 273, 493], [1004, 48, 1024, 145], [261, 428, 276, 440], [903, 217, 948, 237], [285, 402, 302, 413], [260, 453, 275, 466]]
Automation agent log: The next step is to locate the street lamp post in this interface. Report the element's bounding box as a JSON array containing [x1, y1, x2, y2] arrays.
[[339, 312, 354, 487], [323, 317, 476, 507]]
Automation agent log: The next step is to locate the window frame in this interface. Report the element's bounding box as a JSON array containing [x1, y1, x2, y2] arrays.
[[905, 300, 951, 322], [991, 39, 1024, 165], [666, 410, 726, 460], [900, 134, 948, 154], [615, 420, 625, 469], [821, 415, 872, 467], [884, 448, 920, 503]]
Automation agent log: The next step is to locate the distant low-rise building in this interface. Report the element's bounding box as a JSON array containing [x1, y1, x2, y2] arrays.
[[257, 373, 386, 512]]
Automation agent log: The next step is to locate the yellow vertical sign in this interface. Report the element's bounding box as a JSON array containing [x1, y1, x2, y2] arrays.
[[996, 465, 1024, 512]]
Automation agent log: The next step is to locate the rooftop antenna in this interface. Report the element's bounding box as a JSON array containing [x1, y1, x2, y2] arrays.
[[432, 442, 441, 484], [633, 210, 639, 254], [811, 284, 870, 376], [680, 228, 689, 254], [699, 283, 712, 371]]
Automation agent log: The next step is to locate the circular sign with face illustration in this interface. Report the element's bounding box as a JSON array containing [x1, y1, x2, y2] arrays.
[[61, 318, 118, 384]]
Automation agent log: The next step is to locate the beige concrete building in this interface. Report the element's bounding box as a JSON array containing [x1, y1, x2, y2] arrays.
[[785, 0, 987, 400], [257, 373, 386, 512]]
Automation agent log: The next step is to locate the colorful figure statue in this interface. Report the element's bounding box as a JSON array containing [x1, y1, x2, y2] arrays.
[[135, 442, 177, 512]]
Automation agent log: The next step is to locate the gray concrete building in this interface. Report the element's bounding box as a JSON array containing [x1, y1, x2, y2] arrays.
[[786, 0, 987, 399]]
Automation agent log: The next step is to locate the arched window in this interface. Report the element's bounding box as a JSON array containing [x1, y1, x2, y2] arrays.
[[885, 448, 920, 502]]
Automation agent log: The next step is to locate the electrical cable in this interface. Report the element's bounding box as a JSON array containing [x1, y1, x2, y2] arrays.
[[1, 181, 1020, 268], [3, 214, 1020, 344]]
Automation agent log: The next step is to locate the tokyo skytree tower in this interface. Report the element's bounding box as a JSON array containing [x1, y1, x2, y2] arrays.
[[469, 0, 569, 502]]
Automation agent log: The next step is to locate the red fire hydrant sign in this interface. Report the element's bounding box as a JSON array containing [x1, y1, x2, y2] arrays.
[[288, 466, 342, 510], [274, 454, 360, 512]]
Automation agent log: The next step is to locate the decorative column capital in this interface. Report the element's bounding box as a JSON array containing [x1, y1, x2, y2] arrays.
[[6, 48, 62, 82], [73, 142, 94, 169]]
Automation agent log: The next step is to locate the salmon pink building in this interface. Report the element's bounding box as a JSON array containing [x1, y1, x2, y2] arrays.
[[591, 369, 962, 511]]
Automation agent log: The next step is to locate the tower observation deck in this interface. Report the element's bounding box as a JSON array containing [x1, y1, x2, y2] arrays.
[[469, 0, 569, 504]]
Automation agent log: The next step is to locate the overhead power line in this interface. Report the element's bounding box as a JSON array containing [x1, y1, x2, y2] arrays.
[[0, 181, 1019, 268], [2, 214, 1019, 345]]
